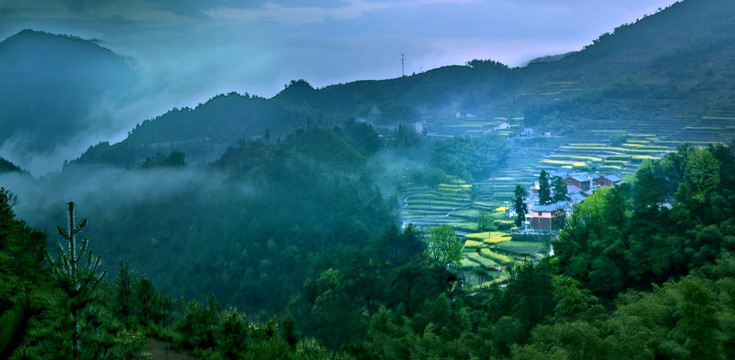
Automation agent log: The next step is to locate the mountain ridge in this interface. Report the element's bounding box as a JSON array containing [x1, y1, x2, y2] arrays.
[[0, 29, 139, 175], [4, 0, 735, 172]]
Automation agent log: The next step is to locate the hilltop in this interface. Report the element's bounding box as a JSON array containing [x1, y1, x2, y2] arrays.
[[0, 29, 138, 174], [60, 0, 735, 170], [0, 0, 732, 173], [3, 2, 735, 358]]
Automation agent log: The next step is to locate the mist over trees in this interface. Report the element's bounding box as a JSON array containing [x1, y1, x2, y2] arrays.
[[3, 0, 735, 358], [432, 135, 507, 180], [7, 142, 735, 359], [0, 30, 138, 175]]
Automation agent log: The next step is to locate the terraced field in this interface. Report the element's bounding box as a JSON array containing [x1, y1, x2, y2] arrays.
[[401, 110, 735, 288], [399, 177, 475, 231], [401, 175, 548, 288]]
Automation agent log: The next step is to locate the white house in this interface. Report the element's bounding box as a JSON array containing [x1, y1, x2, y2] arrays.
[[494, 122, 511, 131]]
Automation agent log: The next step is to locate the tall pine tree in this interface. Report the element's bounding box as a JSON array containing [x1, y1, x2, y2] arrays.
[[43, 202, 112, 359], [514, 185, 528, 227], [551, 176, 569, 203], [538, 170, 551, 205]]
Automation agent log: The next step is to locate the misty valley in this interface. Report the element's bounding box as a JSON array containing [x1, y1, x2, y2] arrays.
[[4, 0, 735, 359]]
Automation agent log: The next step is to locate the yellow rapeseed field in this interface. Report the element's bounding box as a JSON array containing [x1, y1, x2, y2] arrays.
[[480, 248, 513, 263], [464, 240, 484, 248]]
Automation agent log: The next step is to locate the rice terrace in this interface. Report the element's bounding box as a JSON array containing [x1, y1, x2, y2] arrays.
[[402, 108, 735, 287], [4, 0, 735, 358]]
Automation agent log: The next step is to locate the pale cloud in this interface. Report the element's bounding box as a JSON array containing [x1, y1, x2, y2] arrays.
[[204, 1, 392, 25], [203, 0, 477, 25], [0, 0, 683, 175], [0, 0, 189, 26]]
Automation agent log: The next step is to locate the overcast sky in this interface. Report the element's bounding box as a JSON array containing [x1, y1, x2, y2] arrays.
[[1, 0, 680, 102], [0, 0, 684, 175]]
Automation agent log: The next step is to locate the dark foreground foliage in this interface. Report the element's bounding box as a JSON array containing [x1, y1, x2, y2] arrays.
[[4, 142, 735, 359]]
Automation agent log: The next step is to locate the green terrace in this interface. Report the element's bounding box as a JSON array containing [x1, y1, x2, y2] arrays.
[[404, 110, 735, 288], [459, 227, 548, 288]]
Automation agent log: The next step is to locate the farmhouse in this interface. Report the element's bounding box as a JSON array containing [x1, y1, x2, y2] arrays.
[[562, 172, 599, 191], [568, 192, 587, 205], [594, 174, 622, 187], [528, 202, 568, 231], [521, 128, 535, 137], [494, 122, 511, 131], [518, 170, 625, 232], [572, 183, 589, 194]]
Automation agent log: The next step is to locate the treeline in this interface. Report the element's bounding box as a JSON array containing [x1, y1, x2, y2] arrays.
[[288, 142, 735, 359], [431, 135, 507, 181], [555, 143, 735, 296], [27, 120, 507, 320], [4, 141, 735, 358], [0, 191, 349, 359], [306, 142, 735, 359], [77, 123, 397, 316]]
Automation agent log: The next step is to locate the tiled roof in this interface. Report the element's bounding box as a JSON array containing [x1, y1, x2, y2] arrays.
[[569, 173, 591, 182], [604, 174, 622, 182], [531, 201, 568, 212], [569, 193, 586, 204]]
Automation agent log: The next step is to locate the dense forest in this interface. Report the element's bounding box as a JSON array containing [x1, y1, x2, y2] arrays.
[[3, 0, 735, 358], [13, 120, 505, 317], [3, 137, 735, 359]]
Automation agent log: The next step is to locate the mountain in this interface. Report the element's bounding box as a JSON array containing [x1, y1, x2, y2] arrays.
[[322, 0, 735, 122], [4, 2, 735, 352], [68, 92, 306, 167], [519, 0, 735, 109], [0, 29, 138, 174], [0, 156, 27, 175], [63, 0, 735, 169]]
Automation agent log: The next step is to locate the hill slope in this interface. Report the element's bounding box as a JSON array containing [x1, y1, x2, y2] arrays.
[[0, 30, 138, 174], [69, 92, 306, 167], [12, 0, 735, 172]]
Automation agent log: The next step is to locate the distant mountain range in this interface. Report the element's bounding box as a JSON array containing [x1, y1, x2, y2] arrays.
[[0, 29, 137, 174], [2, 0, 735, 173]]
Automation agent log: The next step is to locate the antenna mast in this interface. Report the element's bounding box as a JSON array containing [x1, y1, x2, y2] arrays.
[[401, 53, 405, 77]]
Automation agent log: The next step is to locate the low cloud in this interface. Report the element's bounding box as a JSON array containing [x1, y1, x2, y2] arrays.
[[0, 0, 190, 26], [204, 1, 394, 26], [1, 164, 248, 233], [0, 0, 680, 175], [203, 0, 478, 26]]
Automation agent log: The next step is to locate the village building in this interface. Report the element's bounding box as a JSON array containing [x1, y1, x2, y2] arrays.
[[566, 183, 583, 195], [515, 170, 625, 233], [530, 181, 540, 194], [528, 202, 568, 231], [568, 192, 587, 206], [520, 127, 535, 137], [562, 172, 599, 191], [594, 174, 622, 187], [493, 122, 511, 131]]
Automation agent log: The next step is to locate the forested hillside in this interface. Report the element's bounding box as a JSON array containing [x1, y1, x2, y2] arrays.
[[0, 157, 26, 175], [3, 0, 735, 358], [0, 0, 729, 175], [0, 30, 137, 174], [3, 142, 735, 359], [59, 0, 735, 174]]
